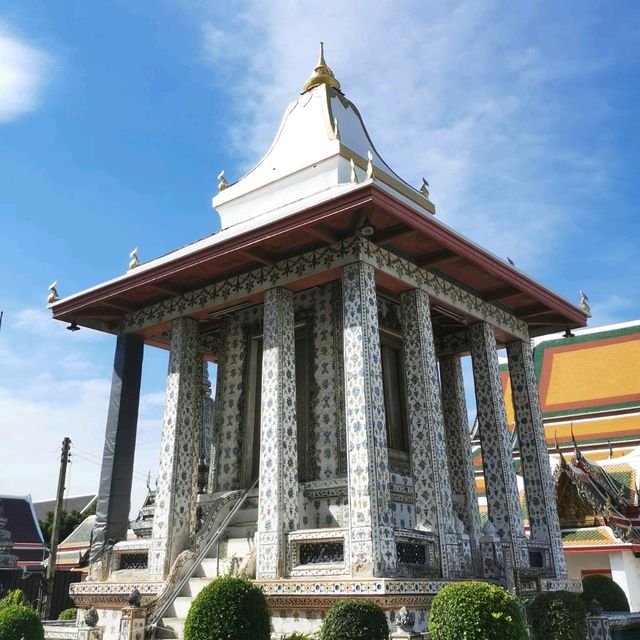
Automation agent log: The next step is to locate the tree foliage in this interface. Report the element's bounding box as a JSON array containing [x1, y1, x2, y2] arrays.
[[580, 574, 630, 612], [0, 604, 44, 640], [428, 581, 528, 640], [184, 575, 270, 640], [528, 590, 587, 640], [38, 507, 93, 545], [318, 600, 389, 640], [0, 590, 31, 610]]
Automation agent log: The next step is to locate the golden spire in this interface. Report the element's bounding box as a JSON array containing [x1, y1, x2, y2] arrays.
[[302, 42, 341, 92]]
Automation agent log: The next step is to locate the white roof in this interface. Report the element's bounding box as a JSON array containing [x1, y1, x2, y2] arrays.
[[212, 49, 434, 230]]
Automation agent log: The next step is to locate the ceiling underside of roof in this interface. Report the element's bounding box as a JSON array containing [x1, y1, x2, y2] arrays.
[[51, 186, 587, 350]]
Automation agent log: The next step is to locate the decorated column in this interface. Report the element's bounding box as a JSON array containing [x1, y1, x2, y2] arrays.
[[468, 322, 528, 569], [211, 318, 248, 492], [149, 317, 202, 579], [439, 353, 483, 568], [507, 339, 567, 577], [400, 288, 459, 577], [256, 287, 299, 579], [342, 261, 396, 576]]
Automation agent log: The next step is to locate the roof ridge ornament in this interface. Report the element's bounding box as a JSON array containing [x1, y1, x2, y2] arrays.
[[302, 42, 341, 93]]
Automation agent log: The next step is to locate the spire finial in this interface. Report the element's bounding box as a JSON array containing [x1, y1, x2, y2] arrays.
[[303, 42, 341, 93]]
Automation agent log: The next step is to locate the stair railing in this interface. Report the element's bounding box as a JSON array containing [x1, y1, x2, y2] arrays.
[[148, 477, 259, 636]]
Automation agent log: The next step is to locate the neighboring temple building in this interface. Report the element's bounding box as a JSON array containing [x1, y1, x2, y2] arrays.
[[0, 504, 19, 570], [499, 320, 640, 611], [33, 494, 96, 524], [49, 47, 587, 638], [0, 496, 47, 570]]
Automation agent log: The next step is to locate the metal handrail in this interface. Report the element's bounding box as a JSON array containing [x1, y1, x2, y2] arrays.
[[148, 478, 258, 634]]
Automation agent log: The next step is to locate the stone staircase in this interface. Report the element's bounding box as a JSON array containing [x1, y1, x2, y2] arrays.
[[152, 498, 258, 640]]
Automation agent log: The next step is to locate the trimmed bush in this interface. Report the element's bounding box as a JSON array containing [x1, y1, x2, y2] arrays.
[[580, 574, 630, 612], [58, 607, 77, 621], [428, 581, 528, 640], [318, 600, 388, 640], [0, 589, 31, 610], [528, 590, 587, 640], [0, 604, 44, 640], [284, 634, 314, 640], [184, 575, 270, 640]]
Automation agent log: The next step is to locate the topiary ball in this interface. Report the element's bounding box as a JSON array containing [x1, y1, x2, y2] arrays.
[[580, 574, 630, 612], [183, 575, 270, 640], [318, 600, 389, 640], [428, 581, 528, 640], [58, 607, 77, 621], [0, 604, 44, 640], [528, 590, 587, 640]]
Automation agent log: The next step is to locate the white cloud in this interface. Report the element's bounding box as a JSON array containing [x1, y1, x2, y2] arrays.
[[0, 21, 52, 122], [0, 308, 164, 515]]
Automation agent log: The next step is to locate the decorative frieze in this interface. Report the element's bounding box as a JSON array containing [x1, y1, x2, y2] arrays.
[[149, 317, 202, 579], [506, 339, 567, 577], [120, 238, 527, 341], [256, 287, 299, 578], [342, 261, 396, 576], [399, 289, 458, 577], [468, 322, 528, 569]]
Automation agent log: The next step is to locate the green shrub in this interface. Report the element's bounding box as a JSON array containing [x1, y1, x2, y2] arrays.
[[318, 600, 388, 640], [284, 634, 314, 640], [0, 604, 44, 640], [184, 575, 270, 640], [528, 590, 587, 640], [580, 574, 630, 612], [428, 581, 528, 640], [0, 589, 31, 610], [58, 607, 77, 621]]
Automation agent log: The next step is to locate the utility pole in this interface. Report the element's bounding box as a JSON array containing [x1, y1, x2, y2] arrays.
[[42, 437, 71, 619]]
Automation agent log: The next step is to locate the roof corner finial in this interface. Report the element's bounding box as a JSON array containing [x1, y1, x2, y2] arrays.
[[366, 150, 374, 180], [570, 423, 582, 461], [350, 159, 358, 184], [129, 247, 140, 270], [302, 42, 341, 93], [47, 280, 59, 305]]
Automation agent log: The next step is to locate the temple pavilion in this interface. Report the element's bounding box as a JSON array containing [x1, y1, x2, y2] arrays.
[[49, 46, 588, 638]]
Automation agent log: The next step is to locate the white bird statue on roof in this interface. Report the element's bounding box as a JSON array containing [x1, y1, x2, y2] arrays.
[[47, 281, 59, 305], [420, 177, 430, 198], [579, 290, 591, 317], [129, 247, 140, 270], [218, 170, 229, 191]]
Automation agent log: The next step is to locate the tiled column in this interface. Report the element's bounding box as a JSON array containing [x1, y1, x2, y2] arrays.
[[256, 287, 299, 579], [400, 289, 459, 577], [507, 339, 567, 577], [212, 320, 246, 491], [342, 262, 396, 576], [149, 317, 202, 579], [468, 322, 528, 568], [439, 353, 483, 570]]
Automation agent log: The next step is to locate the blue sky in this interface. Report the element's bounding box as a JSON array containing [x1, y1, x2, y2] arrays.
[[1, 1, 639, 512]]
